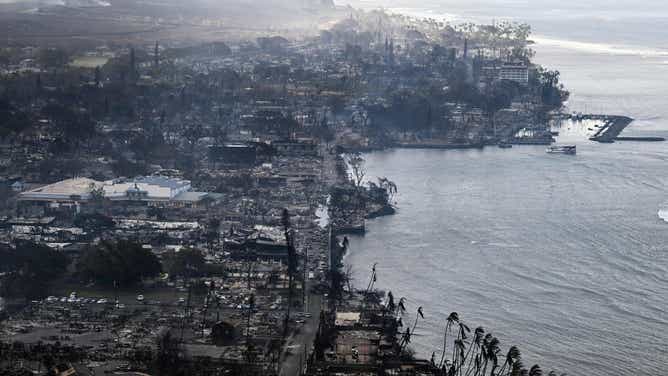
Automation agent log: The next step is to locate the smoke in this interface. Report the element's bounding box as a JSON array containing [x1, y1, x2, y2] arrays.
[[0, 0, 110, 6]]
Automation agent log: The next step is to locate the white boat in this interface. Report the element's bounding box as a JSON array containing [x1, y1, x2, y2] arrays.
[[547, 145, 576, 155]]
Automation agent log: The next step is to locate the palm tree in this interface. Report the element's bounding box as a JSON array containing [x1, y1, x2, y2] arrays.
[[397, 297, 407, 316], [439, 312, 459, 368], [386, 291, 396, 312], [398, 327, 412, 355], [412, 306, 425, 333], [452, 322, 470, 374], [246, 293, 255, 357], [381, 291, 396, 334], [281, 208, 297, 337], [399, 306, 425, 354], [529, 365, 543, 376], [463, 327, 485, 376], [452, 339, 467, 375], [478, 335, 500, 376], [498, 346, 521, 375], [365, 262, 378, 295]]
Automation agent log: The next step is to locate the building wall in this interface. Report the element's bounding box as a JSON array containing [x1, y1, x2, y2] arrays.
[[499, 65, 529, 85]]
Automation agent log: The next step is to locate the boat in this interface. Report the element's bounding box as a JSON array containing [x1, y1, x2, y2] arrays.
[[546, 145, 576, 155], [498, 141, 513, 149]]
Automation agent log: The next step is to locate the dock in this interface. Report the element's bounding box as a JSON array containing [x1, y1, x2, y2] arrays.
[[586, 115, 634, 143]]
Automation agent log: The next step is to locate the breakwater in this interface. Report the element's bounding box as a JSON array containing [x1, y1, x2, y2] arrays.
[[394, 142, 483, 149], [615, 136, 666, 142]]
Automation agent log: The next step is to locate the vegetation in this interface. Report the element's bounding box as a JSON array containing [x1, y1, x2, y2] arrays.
[[0, 340, 87, 375], [154, 330, 189, 376], [41, 103, 96, 145], [532, 67, 570, 108], [77, 240, 161, 288], [0, 241, 69, 300], [73, 212, 115, 233], [162, 247, 206, 278], [345, 152, 367, 188], [0, 99, 31, 138], [375, 284, 565, 376]]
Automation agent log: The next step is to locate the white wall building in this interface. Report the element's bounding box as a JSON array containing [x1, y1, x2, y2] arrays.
[[20, 176, 208, 207], [103, 176, 192, 201], [499, 63, 529, 85]]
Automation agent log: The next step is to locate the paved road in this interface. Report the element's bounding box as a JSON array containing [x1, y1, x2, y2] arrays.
[[279, 291, 323, 376]]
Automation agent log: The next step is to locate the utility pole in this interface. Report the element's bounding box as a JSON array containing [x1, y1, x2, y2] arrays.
[[154, 41, 159, 72], [181, 271, 192, 342], [302, 247, 308, 311]]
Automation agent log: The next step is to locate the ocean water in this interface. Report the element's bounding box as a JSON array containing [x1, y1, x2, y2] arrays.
[[338, 1, 668, 375], [346, 145, 668, 376]]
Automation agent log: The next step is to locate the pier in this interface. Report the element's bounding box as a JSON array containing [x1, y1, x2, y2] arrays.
[[585, 115, 634, 143]]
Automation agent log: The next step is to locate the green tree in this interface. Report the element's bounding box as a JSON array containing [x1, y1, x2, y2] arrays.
[[37, 48, 70, 71], [0, 99, 30, 137], [162, 248, 206, 279], [42, 103, 95, 143], [77, 241, 161, 287], [0, 241, 69, 300]]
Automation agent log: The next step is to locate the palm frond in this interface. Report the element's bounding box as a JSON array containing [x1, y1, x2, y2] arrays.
[[529, 365, 543, 376]]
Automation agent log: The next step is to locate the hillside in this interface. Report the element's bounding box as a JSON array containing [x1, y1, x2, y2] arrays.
[[0, 0, 341, 47]]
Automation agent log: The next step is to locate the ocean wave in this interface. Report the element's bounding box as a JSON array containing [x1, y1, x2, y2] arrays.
[[658, 208, 668, 223], [533, 35, 668, 57], [385, 7, 462, 23]]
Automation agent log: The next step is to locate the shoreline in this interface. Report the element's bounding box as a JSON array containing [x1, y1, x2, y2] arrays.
[[342, 113, 641, 153]]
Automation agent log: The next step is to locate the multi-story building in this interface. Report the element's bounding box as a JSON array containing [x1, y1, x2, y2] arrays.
[[499, 63, 529, 85]]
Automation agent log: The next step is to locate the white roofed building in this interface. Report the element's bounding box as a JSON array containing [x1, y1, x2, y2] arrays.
[[18, 178, 104, 202], [103, 176, 192, 202], [19, 176, 211, 210]]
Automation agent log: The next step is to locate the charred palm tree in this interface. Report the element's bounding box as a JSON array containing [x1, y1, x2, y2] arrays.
[[452, 339, 467, 376], [382, 291, 396, 333], [529, 365, 543, 376], [246, 293, 255, 358], [463, 327, 485, 376], [497, 346, 521, 376], [439, 312, 460, 368], [478, 335, 500, 376], [398, 327, 412, 355], [281, 209, 297, 337], [365, 262, 378, 296], [452, 322, 470, 375], [394, 297, 407, 332], [412, 306, 425, 334], [387, 291, 396, 313], [397, 297, 407, 316], [399, 306, 424, 354]]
